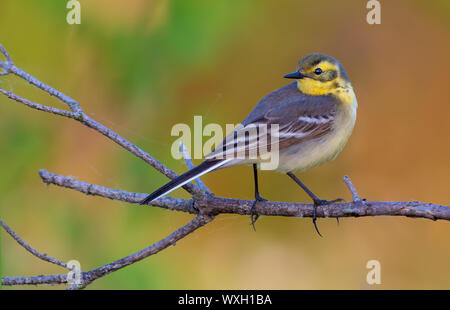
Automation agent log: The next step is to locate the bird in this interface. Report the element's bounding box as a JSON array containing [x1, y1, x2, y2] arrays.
[[140, 53, 358, 236]]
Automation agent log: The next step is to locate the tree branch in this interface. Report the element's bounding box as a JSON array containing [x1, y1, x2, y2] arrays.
[[0, 43, 203, 199], [38, 169, 197, 214], [1, 43, 449, 289], [37, 169, 450, 222], [2, 274, 69, 286], [1, 214, 213, 289], [0, 219, 69, 269]]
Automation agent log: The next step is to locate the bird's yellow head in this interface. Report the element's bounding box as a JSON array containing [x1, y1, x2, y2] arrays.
[[284, 54, 352, 97]]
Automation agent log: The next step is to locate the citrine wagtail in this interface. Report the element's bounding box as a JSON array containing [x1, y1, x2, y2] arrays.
[[140, 53, 357, 236]]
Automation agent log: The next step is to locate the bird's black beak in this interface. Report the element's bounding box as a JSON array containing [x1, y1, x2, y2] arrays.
[[284, 71, 305, 79]]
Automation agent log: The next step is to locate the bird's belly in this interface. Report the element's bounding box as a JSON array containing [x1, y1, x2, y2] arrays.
[[276, 109, 356, 173]]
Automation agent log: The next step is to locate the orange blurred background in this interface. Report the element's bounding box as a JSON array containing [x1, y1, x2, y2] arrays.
[[1, 0, 450, 289]]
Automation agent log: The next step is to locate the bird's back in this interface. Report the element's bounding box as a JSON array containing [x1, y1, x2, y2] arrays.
[[242, 82, 301, 125]]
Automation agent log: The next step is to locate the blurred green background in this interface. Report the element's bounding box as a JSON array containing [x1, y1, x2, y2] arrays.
[[1, 0, 450, 289]]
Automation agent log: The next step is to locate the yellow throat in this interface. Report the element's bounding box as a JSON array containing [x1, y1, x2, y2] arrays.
[[297, 78, 356, 106]]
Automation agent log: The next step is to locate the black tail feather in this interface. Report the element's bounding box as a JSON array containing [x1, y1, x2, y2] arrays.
[[139, 160, 221, 205]]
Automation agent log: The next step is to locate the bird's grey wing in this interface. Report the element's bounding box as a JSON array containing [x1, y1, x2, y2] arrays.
[[256, 94, 338, 150], [205, 92, 338, 160], [204, 82, 299, 160]]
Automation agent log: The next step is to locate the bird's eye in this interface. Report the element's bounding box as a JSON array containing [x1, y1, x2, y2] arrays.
[[314, 68, 323, 75]]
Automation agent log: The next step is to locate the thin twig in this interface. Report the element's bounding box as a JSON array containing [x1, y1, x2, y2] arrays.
[[0, 44, 13, 76], [343, 175, 362, 202], [0, 219, 68, 269], [78, 114, 203, 197], [0, 88, 76, 118], [9, 65, 83, 114], [179, 142, 212, 194]]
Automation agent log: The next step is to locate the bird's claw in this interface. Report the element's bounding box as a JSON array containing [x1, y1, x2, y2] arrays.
[[250, 195, 267, 231], [312, 197, 345, 237]]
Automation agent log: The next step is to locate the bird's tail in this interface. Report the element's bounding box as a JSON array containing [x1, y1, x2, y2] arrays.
[[139, 159, 230, 205]]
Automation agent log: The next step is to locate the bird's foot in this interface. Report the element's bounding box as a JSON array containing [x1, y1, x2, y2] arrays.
[[312, 198, 345, 237], [250, 193, 267, 231]]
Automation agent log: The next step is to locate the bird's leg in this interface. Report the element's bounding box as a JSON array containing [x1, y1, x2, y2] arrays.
[[250, 164, 267, 231], [286, 172, 344, 237]]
